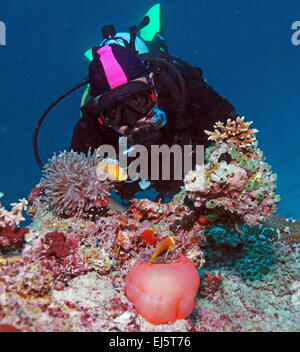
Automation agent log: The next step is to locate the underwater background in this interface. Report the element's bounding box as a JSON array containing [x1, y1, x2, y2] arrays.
[[0, 0, 299, 219]]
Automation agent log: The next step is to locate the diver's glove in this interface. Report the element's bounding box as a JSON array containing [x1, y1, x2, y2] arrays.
[[127, 108, 166, 147]]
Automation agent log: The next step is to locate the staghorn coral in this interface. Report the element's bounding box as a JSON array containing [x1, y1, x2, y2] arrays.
[[184, 117, 280, 226], [204, 116, 258, 156], [40, 150, 111, 219]]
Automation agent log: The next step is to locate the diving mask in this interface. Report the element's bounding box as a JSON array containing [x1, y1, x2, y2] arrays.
[[93, 76, 165, 135]]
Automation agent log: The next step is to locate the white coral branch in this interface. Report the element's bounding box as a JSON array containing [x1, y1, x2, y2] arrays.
[[0, 198, 28, 228]]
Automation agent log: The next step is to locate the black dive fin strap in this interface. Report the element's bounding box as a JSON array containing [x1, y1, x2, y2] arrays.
[[129, 16, 150, 52], [129, 25, 138, 52]]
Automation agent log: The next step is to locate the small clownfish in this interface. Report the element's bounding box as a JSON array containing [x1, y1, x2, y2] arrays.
[[149, 236, 176, 262], [96, 162, 128, 182]]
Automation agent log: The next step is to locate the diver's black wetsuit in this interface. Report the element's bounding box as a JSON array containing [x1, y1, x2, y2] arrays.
[[69, 61, 237, 203]]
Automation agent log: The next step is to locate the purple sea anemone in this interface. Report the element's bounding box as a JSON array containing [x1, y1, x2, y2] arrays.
[[40, 150, 110, 218]]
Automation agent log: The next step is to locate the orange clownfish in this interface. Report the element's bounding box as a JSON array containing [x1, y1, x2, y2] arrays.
[[149, 236, 176, 262], [96, 162, 128, 182]]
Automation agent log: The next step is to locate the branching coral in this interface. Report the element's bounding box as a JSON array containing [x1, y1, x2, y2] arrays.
[[40, 150, 112, 219], [204, 116, 258, 156], [0, 198, 28, 228]]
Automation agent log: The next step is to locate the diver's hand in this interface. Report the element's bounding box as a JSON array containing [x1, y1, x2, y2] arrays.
[[128, 126, 162, 146]]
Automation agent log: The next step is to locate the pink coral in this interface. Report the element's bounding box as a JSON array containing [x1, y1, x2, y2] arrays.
[[43, 231, 71, 260], [0, 226, 28, 254]]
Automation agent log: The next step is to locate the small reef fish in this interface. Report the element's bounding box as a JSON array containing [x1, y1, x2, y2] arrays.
[[96, 162, 128, 182], [149, 236, 176, 262]]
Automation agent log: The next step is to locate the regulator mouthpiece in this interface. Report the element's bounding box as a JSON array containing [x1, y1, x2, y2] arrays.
[[152, 107, 166, 129]]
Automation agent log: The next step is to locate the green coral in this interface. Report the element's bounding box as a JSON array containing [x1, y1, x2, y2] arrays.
[[252, 179, 260, 190], [236, 154, 243, 162], [256, 192, 264, 201], [239, 159, 248, 169], [262, 182, 269, 190], [206, 199, 219, 209], [245, 184, 253, 192]]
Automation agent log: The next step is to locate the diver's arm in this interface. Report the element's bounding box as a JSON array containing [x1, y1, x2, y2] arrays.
[[69, 117, 94, 155], [69, 115, 114, 155]]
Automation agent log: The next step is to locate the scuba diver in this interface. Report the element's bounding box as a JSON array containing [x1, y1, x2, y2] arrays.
[[33, 4, 237, 206]]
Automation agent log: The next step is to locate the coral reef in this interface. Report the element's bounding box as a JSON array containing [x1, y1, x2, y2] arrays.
[[192, 307, 242, 332], [184, 117, 280, 226], [0, 191, 205, 331], [0, 124, 299, 332], [0, 187, 299, 331]]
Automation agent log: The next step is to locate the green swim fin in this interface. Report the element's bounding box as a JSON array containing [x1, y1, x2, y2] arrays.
[[84, 48, 93, 62], [139, 3, 167, 42]]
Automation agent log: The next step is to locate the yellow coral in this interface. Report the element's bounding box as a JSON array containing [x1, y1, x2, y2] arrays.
[[205, 116, 258, 155]]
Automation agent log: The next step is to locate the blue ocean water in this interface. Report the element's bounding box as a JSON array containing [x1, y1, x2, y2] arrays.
[[0, 0, 299, 218]]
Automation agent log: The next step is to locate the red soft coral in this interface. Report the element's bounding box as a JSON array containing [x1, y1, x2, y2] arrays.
[[139, 229, 160, 247], [43, 231, 71, 260], [0, 225, 28, 254]]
